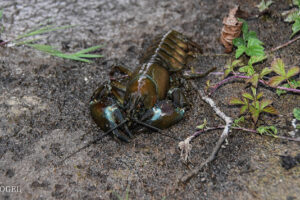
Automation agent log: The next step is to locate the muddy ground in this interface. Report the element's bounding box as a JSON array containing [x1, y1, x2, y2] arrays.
[[0, 0, 299, 199]]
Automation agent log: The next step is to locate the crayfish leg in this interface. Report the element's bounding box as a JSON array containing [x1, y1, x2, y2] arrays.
[[183, 66, 217, 79], [110, 65, 133, 77]]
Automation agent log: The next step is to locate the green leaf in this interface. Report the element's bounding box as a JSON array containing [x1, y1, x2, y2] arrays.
[[249, 55, 267, 65], [235, 45, 246, 58], [291, 18, 300, 38], [27, 43, 103, 63], [238, 18, 249, 38], [247, 31, 258, 40], [233, 116, 245, 127], [233, 38, 245, 47], [262, 106, 279, 115], [257, 125, 278, 136], [27, 44, 61, 54], [239, 65, 255, 76], [73, 45, 104, 55], [0, 8, 3, 21], [232, 59, 243, 67], [249, 105, 260, 123], [271, 58, 286, 76], [15, 38, 43, 46], [247, 73, 259, 88], [223, 59, 243, 78], [290, 79, 300, 88], [269, 76, 287, 87], [254, 100, 260, 109], [242, 92, 254, 100], [245, 44, 265, 57], [240, 105, 249, 114], [251, 86, 257, 97], [286, 66, 300, 78], [15, 25, 74, 41], [260, 99, 273, 110], [229, 97, 246, 105], [276, 83, 289, 96], [72, 54, 104, 58], [256, 92, 264, 99], [293, 0, 300, 7], [196, 118, 207, 130], [293, 108, 300, 120], [257, 0, 273, 12], [247, 37, 264, 47], [224, 69, 231, 78], [284, 10, 300, 22], [260, 67, 273, 78], [246, 38, 265, 58], [55, 54, 91, 63]]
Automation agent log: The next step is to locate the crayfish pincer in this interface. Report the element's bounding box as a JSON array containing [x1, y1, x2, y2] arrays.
[[90, 30, 215, 142]]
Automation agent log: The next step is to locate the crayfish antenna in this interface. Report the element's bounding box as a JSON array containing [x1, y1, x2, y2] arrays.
[[130, 118, 181, 141], [56, 120, 128, 166]]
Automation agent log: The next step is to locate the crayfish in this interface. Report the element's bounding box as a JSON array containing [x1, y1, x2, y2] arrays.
[[90, 30, 215, 142]]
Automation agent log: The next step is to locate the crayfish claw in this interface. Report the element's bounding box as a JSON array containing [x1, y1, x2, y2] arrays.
[[112, 129, 130, 143]]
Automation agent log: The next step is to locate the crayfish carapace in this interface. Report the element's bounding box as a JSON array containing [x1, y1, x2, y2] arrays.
[[90, 30, 215, 142]]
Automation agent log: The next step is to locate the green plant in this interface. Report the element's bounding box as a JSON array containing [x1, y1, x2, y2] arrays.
[[229, 87, 278, 125], [0, 8, 3, 20], [239, 55, 268, 77], [284, 0, 300, 38], [256, 0, 273, 12], [0, 9, 103, 63], [27, 44, 103, 63], [223, 59, 243, 78], [293, 108, 300, 120], [196, 118, 207, 130], [293, 108, 300, 129], [233, 19, 265, 59], [256, 125, 278, 137], [0, 8, 4, 34], [269, 58, 300, 88], [232, 116, 245, 127]]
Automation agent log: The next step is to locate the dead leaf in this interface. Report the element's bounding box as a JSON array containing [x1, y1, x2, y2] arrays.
[[220, 5, 243, 53]]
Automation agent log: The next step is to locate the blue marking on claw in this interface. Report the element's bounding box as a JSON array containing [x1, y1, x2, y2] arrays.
[[176, 108, 185, 117], [151, 107, 163, 121], [104, 105, 118, 125]]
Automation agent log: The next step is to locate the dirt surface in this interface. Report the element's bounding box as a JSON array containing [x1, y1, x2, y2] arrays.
[[0, 0, 299, 199]]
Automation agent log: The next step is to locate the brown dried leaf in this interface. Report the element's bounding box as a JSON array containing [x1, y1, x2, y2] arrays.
[[220, 5, 243, 53]]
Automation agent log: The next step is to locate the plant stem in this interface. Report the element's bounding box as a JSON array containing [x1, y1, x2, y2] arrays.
[[0, 40, 10, 46], [209, 75, 300, 95], [269, 35, 300, 52]]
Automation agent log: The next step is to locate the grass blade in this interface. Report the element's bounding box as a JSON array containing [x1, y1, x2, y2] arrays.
[[0, 8, 3, 21], [73, 54, 103, 58], [73, 45, 104, 55], [26, 43, 102, 63], [27, 44, 61, 54], [15, 38, 43, 46], [56, 54, 92, 63], [15, 25, 74, 40]]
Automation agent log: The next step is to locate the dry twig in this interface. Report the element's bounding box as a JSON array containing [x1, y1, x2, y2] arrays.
[[178, 81, 232, 183], [269, 35, 300, 52]]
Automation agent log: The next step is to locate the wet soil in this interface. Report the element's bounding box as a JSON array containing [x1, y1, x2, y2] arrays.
[[0, 0, 299, 199]]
